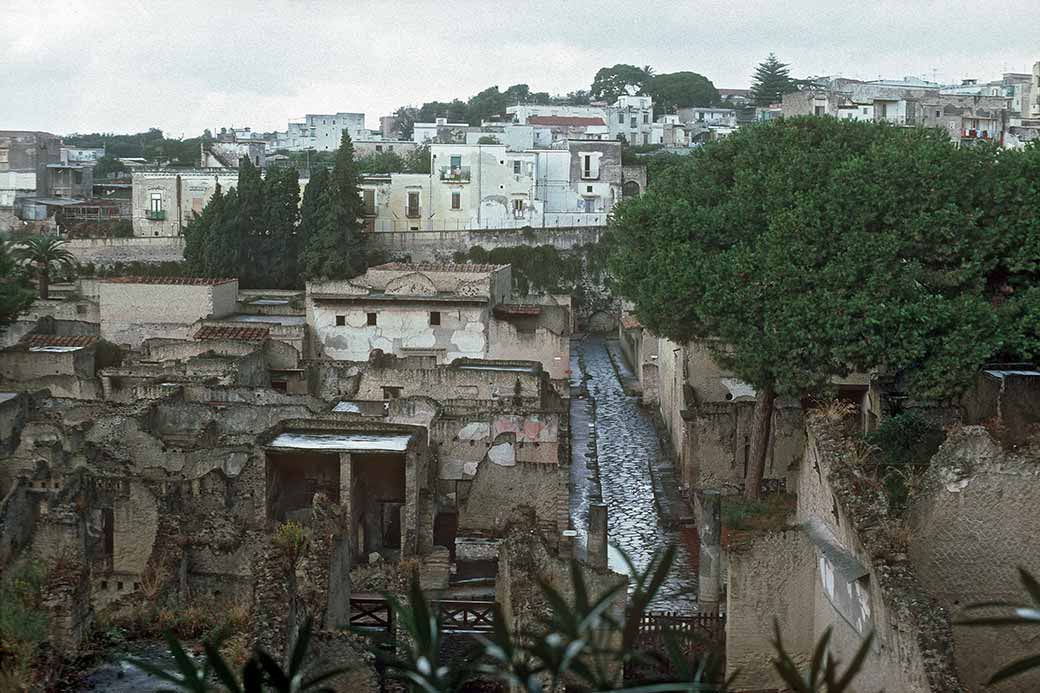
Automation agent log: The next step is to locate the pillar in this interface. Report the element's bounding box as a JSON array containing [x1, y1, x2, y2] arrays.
[[326, 453, 352, 628], [588, 502, 608, 571], [698, 490, 722, 605]]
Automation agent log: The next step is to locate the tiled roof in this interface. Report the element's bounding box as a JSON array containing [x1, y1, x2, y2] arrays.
[[104, 277, 236, 285], [27, 334, 97, 348], [373, 262, 508, 273], [194, 326, 269, 341], [527, 116, 606, 127], [622, 315, 642, 330]]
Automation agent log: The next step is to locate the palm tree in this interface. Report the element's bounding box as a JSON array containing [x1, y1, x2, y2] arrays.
[[12, 236, 76, 300]]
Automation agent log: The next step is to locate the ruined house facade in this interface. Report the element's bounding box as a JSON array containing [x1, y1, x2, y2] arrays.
[[307, 262, 571, 386]]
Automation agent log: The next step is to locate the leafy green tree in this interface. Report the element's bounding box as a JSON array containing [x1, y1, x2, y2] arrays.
[[261, 166, 302, 288], [406, 144, 431, 174], [391, 106, 418, 140], [296, 167, 328, 268], [751, 53, 799, 106], [609, 118, 1037, 498], [93, 155, 128, 180], [355, 150, 407, 174], [0, 242, 34, 324], [183, 183, 224, 276], [467, 86, 509, 124], [590, 64, 653, 102], [646, 71, 720, 113], [417, 100, 468, 124], [12, 236, 76, 299], [204, 187, 243, 280], [301, 132, 367, 280]]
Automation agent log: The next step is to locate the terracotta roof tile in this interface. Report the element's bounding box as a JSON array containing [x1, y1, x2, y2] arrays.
[[527, 116, 606, 127], [104, 276, 236, 286], [373, 262, 508, 273], [622, 315, 642, 330], [27, 334, 97, 348], [194, 326, 269, 342]]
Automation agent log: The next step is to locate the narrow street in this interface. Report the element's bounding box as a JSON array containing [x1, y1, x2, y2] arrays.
[[570, 336, 697, 613]]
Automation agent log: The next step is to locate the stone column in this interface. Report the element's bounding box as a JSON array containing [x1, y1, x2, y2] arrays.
[[698, 489, 722, 605], [326, 453, 352, 628], [588, 502, 608, 571]]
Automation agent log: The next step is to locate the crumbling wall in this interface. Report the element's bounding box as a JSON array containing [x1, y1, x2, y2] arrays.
[[910, 426, 1040, 692], [726, 529, 815, 688], [458, 460, 562, 537], [773, 416, 963, 692]]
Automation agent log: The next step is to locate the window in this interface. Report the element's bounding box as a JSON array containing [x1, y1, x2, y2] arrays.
[[376, 144, 383, 152], [936, 110, 941, 118], [363, 189, 376, 216], [512, 198, 524, 217], [388, 145, 394, 151], [618, 112, 624, 124], [271, 380, 288, 393], [513, 160, 521, 175], [582, 153, 598, 179], [814, 106, 825, 116], [643, 112, 649, 124], [382, 386, 402, 400], [367, 312, 378, 326], [586, 185, 593, 193], [336, 315, 346, 326], [450, 155, 462, 170], [406, 191, 420, 218], [430, 311, 441, 326], [451, 191, 461, 210], [630, 116, 637, 128], [149, 192, 163, 213]]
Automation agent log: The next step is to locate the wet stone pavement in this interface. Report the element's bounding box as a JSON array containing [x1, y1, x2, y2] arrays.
[[571, 336, 697, 613]]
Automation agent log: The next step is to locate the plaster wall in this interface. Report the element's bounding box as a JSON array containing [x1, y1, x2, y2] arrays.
[[311, 301, 490, 363], [100, 280, 238, 348], [910, 427, 1040, 692], [726, 529, 816, 689], [131, 170, 239, 237], [112, 480, 159, 575], [458, 460, 562, 537]]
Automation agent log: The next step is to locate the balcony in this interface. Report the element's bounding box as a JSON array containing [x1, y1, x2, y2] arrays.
[[439, 166, 471, 182], [146, 209, 166, 221]]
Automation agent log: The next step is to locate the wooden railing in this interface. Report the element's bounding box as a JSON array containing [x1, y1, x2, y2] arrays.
[[348, 597, 496, 633]]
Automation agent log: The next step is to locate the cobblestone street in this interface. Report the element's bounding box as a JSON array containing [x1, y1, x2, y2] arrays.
[[571, 336, 697, 613]]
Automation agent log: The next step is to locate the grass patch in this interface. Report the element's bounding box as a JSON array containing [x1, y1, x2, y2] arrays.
[[721, 493, 795, 531]]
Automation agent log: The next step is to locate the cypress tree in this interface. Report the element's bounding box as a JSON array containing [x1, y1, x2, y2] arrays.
[[750, 53, 798, 106], [183, 183, 223, 275], [301, 131, 368, 280], [236, 157, 265, 286], [263, 166, 301, 288]]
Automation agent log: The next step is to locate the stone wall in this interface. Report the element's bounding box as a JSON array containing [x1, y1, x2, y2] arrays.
[[64, 228, 602, 268], [458, 460, 564, 537], [791, 416, 962, 692], [66, 237, 186, 265], [910, 426, 1040, 692], [99, 279, 237, 348], [726, 529, 816, 688]]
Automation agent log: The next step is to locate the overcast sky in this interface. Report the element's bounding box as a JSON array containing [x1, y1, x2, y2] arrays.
[[4, 1, 1037, 138]]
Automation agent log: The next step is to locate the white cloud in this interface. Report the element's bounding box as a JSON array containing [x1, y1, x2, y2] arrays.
[[1, 0, 1035, 136]]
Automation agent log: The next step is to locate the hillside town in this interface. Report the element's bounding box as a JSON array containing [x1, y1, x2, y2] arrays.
[[2, 12, 1040, 692]]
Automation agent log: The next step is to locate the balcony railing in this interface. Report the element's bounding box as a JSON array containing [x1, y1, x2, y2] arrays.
[[146, 209, 166, 221], [439, 166, 471, 182]]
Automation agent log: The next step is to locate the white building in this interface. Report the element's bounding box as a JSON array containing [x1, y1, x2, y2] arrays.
[[275, 113, 366, 151], [131, 169, 238, 237], [60, 146, 106, 165], [358, 140, 624, 232], [412, 117, 470, 144], [508, 95, 655, 145]]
